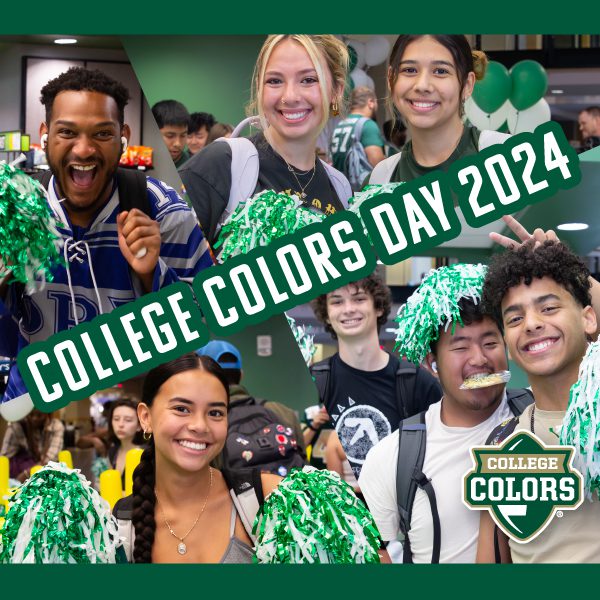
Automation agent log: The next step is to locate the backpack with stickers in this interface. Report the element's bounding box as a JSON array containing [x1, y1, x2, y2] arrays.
[[394, 388, 533, 563], [223, 396, 306, 478]]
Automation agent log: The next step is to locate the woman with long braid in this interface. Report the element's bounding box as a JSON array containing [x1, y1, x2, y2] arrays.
[[115, 353, 279, 563]]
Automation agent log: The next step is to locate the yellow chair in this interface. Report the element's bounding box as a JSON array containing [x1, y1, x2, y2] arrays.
[[124, 448, 144, 496], [0, 455, 8, 498], [100, 469, 123, 510], [58, 450, 73, 469]]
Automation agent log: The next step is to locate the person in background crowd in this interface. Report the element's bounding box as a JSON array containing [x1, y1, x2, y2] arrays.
[[578, 106, 600, 151], [1, 409, 65, 481], [206, 123, 234, 145], [152, 100, 191, 167], [330, 86, 385, 189], [78, 397, 145, 481], [188, 112, 216, 155]]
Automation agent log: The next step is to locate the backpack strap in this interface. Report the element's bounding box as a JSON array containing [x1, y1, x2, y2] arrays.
[[395, 411, 441, 563], [395, 359, 418, 420], [368, 153, 401, 185], [29, 168, 151, 216], [213, 136, 260, 234], [114, 496, 135, 563], [352, 116, 369, 144], [309, 358, 332, 409], [29, 169, 53, 189], [115, 168, 151, 216], [486, 416, 520, 446], [506, 388, 534, 417], [478, 130, 511, 151], [223, 468, 265, 544], [321, 160, 352, 208]]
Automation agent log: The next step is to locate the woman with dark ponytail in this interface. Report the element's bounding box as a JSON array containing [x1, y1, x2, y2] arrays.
[[116, 353, 280, 563], [369, 35, 510, 184]]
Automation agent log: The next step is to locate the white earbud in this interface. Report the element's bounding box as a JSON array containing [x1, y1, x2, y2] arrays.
[[121, 136, 128, 153], [431, 361, 438, 373], [40, 133, 48, 150]]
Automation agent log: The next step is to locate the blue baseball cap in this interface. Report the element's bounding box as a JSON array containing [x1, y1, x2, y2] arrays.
[[196, 340, 242, 370]]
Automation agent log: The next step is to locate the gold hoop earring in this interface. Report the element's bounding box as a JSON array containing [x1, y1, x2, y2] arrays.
[[143, 430, 152, 441], [330, 101, 339, 117]]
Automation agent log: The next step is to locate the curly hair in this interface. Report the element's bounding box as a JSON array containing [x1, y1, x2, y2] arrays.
[[40, 67, 130, 126], [482, 240, 592, 330], [131, 353, 229, 563], [311, 271, 392, 340]]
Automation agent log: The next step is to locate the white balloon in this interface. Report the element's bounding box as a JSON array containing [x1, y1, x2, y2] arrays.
[[507, 99, 551, 134], [365, 74, 375, 91], [0, 393, 34, 422], [365, 35, 391, 67], [350, 68, 370, 88], [347, 40, 366, 69], [465, 97, 511, 131]]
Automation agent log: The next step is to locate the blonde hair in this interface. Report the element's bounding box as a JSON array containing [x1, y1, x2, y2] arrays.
[[247, 34, 349, 132]]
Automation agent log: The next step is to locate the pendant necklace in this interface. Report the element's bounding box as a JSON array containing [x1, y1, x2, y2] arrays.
[[155, 466, 213, 555]]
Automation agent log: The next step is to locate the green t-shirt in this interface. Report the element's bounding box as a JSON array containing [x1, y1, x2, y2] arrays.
[[330, 114, 385, 173], [174, 148, 191, 168], [393, 125, 481, 182]]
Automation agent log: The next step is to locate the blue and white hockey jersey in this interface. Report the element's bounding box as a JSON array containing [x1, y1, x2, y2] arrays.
[[0, 174, 214, 409]]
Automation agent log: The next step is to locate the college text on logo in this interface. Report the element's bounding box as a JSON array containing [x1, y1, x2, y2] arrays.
[[463, 430, 583, 543]]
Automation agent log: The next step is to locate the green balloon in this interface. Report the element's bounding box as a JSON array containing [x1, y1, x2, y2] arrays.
[[347, 45, 358, 73], [510, 60, 548, 111], [472, 61, 511, 114]]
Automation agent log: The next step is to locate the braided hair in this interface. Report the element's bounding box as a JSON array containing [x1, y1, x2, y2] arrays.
[[130, 353, 229, 563]]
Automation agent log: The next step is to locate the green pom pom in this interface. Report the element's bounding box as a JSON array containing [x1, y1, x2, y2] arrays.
[[560, 341, 600, 500], [253, 466, 381, 564], [0, 462, 120, 563], [0, 162, 63, 291], [394, 264, 487, 364], [286, 313, 316, 366], [214, 190, 324, 262], [347, 183, 404, 242]]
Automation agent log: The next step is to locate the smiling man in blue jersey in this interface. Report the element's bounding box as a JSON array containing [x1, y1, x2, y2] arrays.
[[0, 67, 213, 420]]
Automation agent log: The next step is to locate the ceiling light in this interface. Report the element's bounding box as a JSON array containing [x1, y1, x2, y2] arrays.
[[385, 328, 397, 333], [557, 222, 589, 231], [54, 38, 77, 45], [551, 89, 564, 94]]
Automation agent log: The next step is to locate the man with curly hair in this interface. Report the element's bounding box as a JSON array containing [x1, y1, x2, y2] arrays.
[[309, 270, 441, 479], [478, 234, 600, 563], [0, 67, 212, 421]]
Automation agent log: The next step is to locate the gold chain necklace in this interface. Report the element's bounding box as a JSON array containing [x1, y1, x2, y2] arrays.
[[283, 158, 316, 199], [155, 466, 213, 556]]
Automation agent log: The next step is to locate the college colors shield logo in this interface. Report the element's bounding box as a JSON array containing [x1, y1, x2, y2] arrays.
[[463, 430, 583, 542]]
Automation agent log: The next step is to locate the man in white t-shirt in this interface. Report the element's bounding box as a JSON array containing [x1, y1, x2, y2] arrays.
[[359, 264, 531, 563]]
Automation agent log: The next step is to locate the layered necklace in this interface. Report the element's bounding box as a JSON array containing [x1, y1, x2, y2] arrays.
[[155, 466, 213, 556], [282, 157, 316, 200]]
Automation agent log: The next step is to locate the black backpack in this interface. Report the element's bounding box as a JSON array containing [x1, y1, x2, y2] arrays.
[[30, 167, 151, 216], [394, 388, 534, 563], [310, 355, 436, 424], [222, 397, 306, 477]]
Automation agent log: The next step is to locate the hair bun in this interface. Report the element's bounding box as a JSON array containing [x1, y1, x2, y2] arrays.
[[472, 50, 488, 81]]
